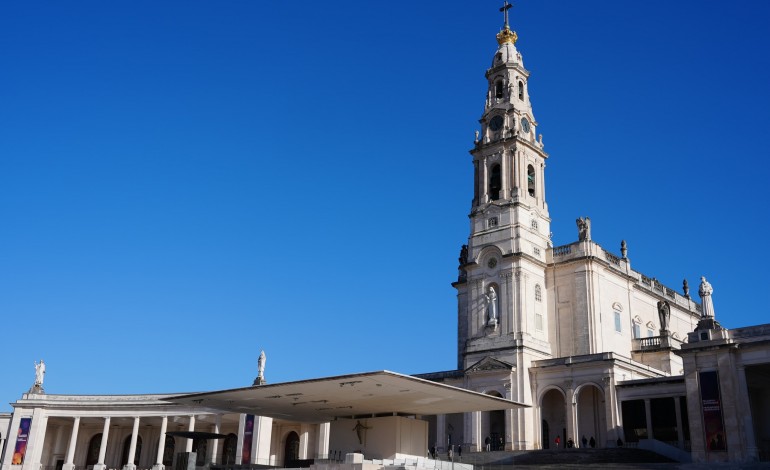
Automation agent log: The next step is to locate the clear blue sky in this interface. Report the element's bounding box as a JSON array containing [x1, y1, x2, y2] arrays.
[[1, 1, 769, 410]]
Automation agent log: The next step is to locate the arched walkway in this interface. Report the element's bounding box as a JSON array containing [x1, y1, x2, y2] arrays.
[[576, 384, 605, 448], [540, 388, 566, 449]]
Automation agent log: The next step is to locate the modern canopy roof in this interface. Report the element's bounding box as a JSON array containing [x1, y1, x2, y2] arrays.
[[168, 370, 526, 423]]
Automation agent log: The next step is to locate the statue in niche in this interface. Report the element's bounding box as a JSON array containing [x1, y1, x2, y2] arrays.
[[34, 360, 45, 387], [485, 286, 498, 327], [576, 217, 591, 241], [657, 300, 671, 333], [699, 276, 715, 318]]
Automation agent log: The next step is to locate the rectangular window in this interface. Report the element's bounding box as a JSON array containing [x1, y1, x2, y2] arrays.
[[647, 329, 654, 338], [535, 312, 543, 331], [614, 311, 622, 332], [633, 323, 641, 339]]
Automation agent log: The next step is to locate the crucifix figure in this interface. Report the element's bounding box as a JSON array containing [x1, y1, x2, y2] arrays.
[[500, 1, 513, 28], [352, 420, 372, 446]]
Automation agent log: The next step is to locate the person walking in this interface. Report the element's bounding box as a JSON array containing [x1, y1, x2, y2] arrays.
[[555, 435, 561, 449]]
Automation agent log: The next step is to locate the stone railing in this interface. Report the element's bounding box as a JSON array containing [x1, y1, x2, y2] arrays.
[[553, 245, 572, 256], [632, 335, 683, 351], [604, 249, 621, 266]]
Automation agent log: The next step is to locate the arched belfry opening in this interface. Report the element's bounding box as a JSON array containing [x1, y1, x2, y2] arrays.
[[490, 164, 502, 200], [495, 80, 504, 99], [527, 165, 536, 197], [518, 81, 524, 100]]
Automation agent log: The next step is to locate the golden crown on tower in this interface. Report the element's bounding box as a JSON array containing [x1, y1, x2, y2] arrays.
[[496, 25, 518, 45]]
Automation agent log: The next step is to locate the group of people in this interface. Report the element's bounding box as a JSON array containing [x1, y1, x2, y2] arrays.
[[428, 445, 461, 460], [553, 435, 596, 449]]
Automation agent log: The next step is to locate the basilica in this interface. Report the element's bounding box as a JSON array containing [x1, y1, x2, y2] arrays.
[[1, 11, 769, 470]]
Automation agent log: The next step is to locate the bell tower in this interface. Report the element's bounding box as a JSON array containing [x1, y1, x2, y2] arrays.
[[455, 5, 552, 370]]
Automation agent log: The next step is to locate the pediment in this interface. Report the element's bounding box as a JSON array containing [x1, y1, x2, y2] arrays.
[[465, 357, 515, 374]]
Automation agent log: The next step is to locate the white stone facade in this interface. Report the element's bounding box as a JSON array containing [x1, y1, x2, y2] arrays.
[[416, 21, 770, 466]]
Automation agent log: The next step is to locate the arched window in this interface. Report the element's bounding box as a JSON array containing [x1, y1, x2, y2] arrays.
[[535, 284, 542, 302], [489, 164, 502, 200], [222, 433, 237, 465], [527, 165, 536, 197], [495, 80, 504, 99], [86, 434, 102, 466], [162, 436, 175, 467], [121, 435, 142, 466], [518, 81, 524, 100]]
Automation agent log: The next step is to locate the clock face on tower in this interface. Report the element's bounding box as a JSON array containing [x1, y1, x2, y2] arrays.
[[489, 115, 504, 132], [521, 117, 531, 133]]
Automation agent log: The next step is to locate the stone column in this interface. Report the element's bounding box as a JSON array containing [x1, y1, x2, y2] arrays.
[[480, 160, 488, 204], [153, 416, 168, 470], [252, 416, 273, 465], [501, 148, 509, 199], [0, 412, 22, 470], [539, 162, 546, 205], [185, 416, 195, 453], [470, 411, 481, 452], [210, 415, 221, 465], [62, 417, 80, 470], [510, 149, 517, 197], [123, 417, 140, 470], [436, 414, 447, 453], [24, 409, 48, 470], [94, 417, 111, 470], [736, 366, 759, 460], [674, 397, 684, 449], [298, 424, 310, 460], [235, 414, 245, 465], [644, 399, 654, 440], [566, 387, 577, 447], [316, 423, 330, 460]]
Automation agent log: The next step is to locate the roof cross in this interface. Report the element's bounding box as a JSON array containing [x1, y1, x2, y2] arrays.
[[500, 1, 512, 28]]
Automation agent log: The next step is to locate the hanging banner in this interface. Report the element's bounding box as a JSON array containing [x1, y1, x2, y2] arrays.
[[699, 371, 727, 451], [12, 418, 32, 464], [241, 414, 254, 463]]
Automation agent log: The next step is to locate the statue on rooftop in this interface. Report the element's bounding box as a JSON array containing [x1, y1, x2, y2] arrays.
[[34, 360, 45, 387], [683, 279, 690, 298], [576, 217, 591, 241], [657, 300, 670, 333], [257, 350, 266, 380], [699, 276, 715, 318]]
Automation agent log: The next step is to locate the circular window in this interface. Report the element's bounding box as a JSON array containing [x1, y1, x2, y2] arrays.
[[487, 258, 498, 269]]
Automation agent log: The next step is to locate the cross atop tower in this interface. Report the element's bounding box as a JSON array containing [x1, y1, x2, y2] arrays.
[[500, 1, 513, 28]]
